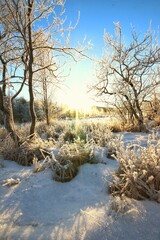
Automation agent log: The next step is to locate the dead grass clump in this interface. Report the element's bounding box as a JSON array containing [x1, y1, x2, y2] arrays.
[[16, 136, 55, 166], [63, 129, 76, 143], [0, 127, 8, 140], [36, 122, 59, 140], [54, 139, 93, 182], [1, 134, 18, 161], [62, 125, 87, 143], [104, 117, 123, 132], [15, 124, 30, 139], [107, 117, 149, 133], [88, 122, 113, 147], [122, 123, 148, 133], [1, 134, 54, 166], [109, 136, 160, 202], [154, 115, 160, 126], [44, 138, 95, 182], [16, 143, 42, 166], [0, 127, 9, 152]]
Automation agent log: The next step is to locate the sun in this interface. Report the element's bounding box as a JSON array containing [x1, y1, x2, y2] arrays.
[[66, 87, 92, 112]]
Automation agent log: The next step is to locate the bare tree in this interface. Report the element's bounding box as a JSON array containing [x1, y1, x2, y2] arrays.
[[93, 23, 160, 131], [0, 0, 90, 140], [33, 32, 59, 125], [0, 5, 26, 143]]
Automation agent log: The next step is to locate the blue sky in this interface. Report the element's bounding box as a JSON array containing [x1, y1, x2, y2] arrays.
[[64, 0, 160, 56], [55, 0, 160, 107]]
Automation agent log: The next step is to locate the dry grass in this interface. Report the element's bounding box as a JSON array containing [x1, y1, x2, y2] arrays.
[[0, 121, 103, 177], [0, 127, 8, 139], [154, 116, 160, 126], [1, 132, 54, 166], [87, 122, 113, 146], [46, 138, 95, 182], [29, 119, 113, 182], [109, 134, 160, 202], [1, 119, 160, 203], [0, 134, 18, 161]]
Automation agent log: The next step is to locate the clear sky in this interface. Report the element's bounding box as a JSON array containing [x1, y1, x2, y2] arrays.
[[55, 0, 160, 108], [65, 0, 160, 48]]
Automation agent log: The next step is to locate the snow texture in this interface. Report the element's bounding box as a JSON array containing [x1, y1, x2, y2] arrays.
[[0, 132, 160, 240]]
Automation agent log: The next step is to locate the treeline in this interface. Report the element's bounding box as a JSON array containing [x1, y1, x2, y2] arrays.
[[0, 98, 111, 125], [0, 97, 61, 124]]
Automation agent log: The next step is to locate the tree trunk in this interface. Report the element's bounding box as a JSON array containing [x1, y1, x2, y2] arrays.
[[43, 77, 50, 125], [28, 0, 36, 137], [136, 114, 147, 132], [4, 97, 20, 145], [0, 59, 20, 145], [29, 73, 36, 136], [45, 100, 50, 125], [123, 93, 147, 131], [0, 93, 20, 145], [134, 98, 146, 132]]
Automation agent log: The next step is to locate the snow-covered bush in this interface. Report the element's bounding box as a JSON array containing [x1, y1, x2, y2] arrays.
[[53, 138, 95, 182], [109, 135, 160, 202], [84, 121, 113, 147]]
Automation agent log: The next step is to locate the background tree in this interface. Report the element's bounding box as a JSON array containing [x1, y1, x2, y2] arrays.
[[93, 23, 160, 131], [33, 32, 59, 125], [13, 97, 30, 123]]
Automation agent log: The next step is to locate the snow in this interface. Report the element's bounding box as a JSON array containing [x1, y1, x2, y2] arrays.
[[0, 133, 160, 240]]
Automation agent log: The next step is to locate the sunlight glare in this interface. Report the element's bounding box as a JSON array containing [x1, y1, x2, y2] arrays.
[[66, 87, 92, 112]]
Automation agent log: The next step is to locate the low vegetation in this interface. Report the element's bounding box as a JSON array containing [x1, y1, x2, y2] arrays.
[[109, 134, 160, 203], [0, 120, 113, 180], [0, 119, 160, 203]]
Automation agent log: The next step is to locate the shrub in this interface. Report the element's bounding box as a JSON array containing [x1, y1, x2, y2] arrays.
[[41, 138, 95, 182], [63, 129, 76, 143], [36, 122, 59, 140], [54, 138, 95, 182], [85, 121, 113, 147], [109, 135, 160, 202], [1, 133, 54, 166]]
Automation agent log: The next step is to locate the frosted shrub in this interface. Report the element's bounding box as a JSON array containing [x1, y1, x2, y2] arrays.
[[1, 132, 54, 166], [54, 138, 95, 182], [42, 138, 96, 182], [109, 135, 160, 202], [87, 122, 113, 147], [36, 122, 59, 140], [63, 128, 76, 143], [35, 120, 113, 147]]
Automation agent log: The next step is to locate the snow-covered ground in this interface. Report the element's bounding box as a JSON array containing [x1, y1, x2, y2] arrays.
[[0, 132, 160, 240]]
